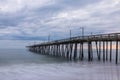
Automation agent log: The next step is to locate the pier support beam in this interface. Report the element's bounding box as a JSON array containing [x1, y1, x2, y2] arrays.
[[110, 41, 112, 62], [96, 41, 99, 61], [98, 41, 101, 61], [88, 41, 92, 61], [106, 41, 108, 61], [73, 43, 77, 60], [70, 43, 73, 60], [81, 43, 84, 60], [66, 44, 69, 59], [103, 41, 105, 62], [116, 41, 118, 64]]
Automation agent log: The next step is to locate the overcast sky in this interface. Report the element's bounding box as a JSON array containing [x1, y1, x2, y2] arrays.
[[0, 0, 120, 49]]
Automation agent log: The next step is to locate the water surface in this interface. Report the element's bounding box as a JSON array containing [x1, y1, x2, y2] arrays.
[[0, 49, 119, 80]]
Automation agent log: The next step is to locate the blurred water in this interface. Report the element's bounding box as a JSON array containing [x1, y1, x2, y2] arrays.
[[0, 49, 119, 80]]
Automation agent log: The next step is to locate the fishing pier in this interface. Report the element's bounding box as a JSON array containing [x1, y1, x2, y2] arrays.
[[27, 33, 120, 64]]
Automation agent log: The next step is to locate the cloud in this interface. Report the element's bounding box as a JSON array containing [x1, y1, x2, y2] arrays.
[[0, 0, 54, 13], [46, 0, 120, 34], [0, 0, 120, 41]]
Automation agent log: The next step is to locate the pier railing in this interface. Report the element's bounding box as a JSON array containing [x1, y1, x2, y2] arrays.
[[28, 33, 120, 47]]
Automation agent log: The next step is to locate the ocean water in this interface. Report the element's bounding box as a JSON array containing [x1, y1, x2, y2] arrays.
[[0, 49, 119, 80]]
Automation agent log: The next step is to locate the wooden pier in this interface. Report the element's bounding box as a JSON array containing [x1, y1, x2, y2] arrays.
[[27, 33, 120, 64]]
